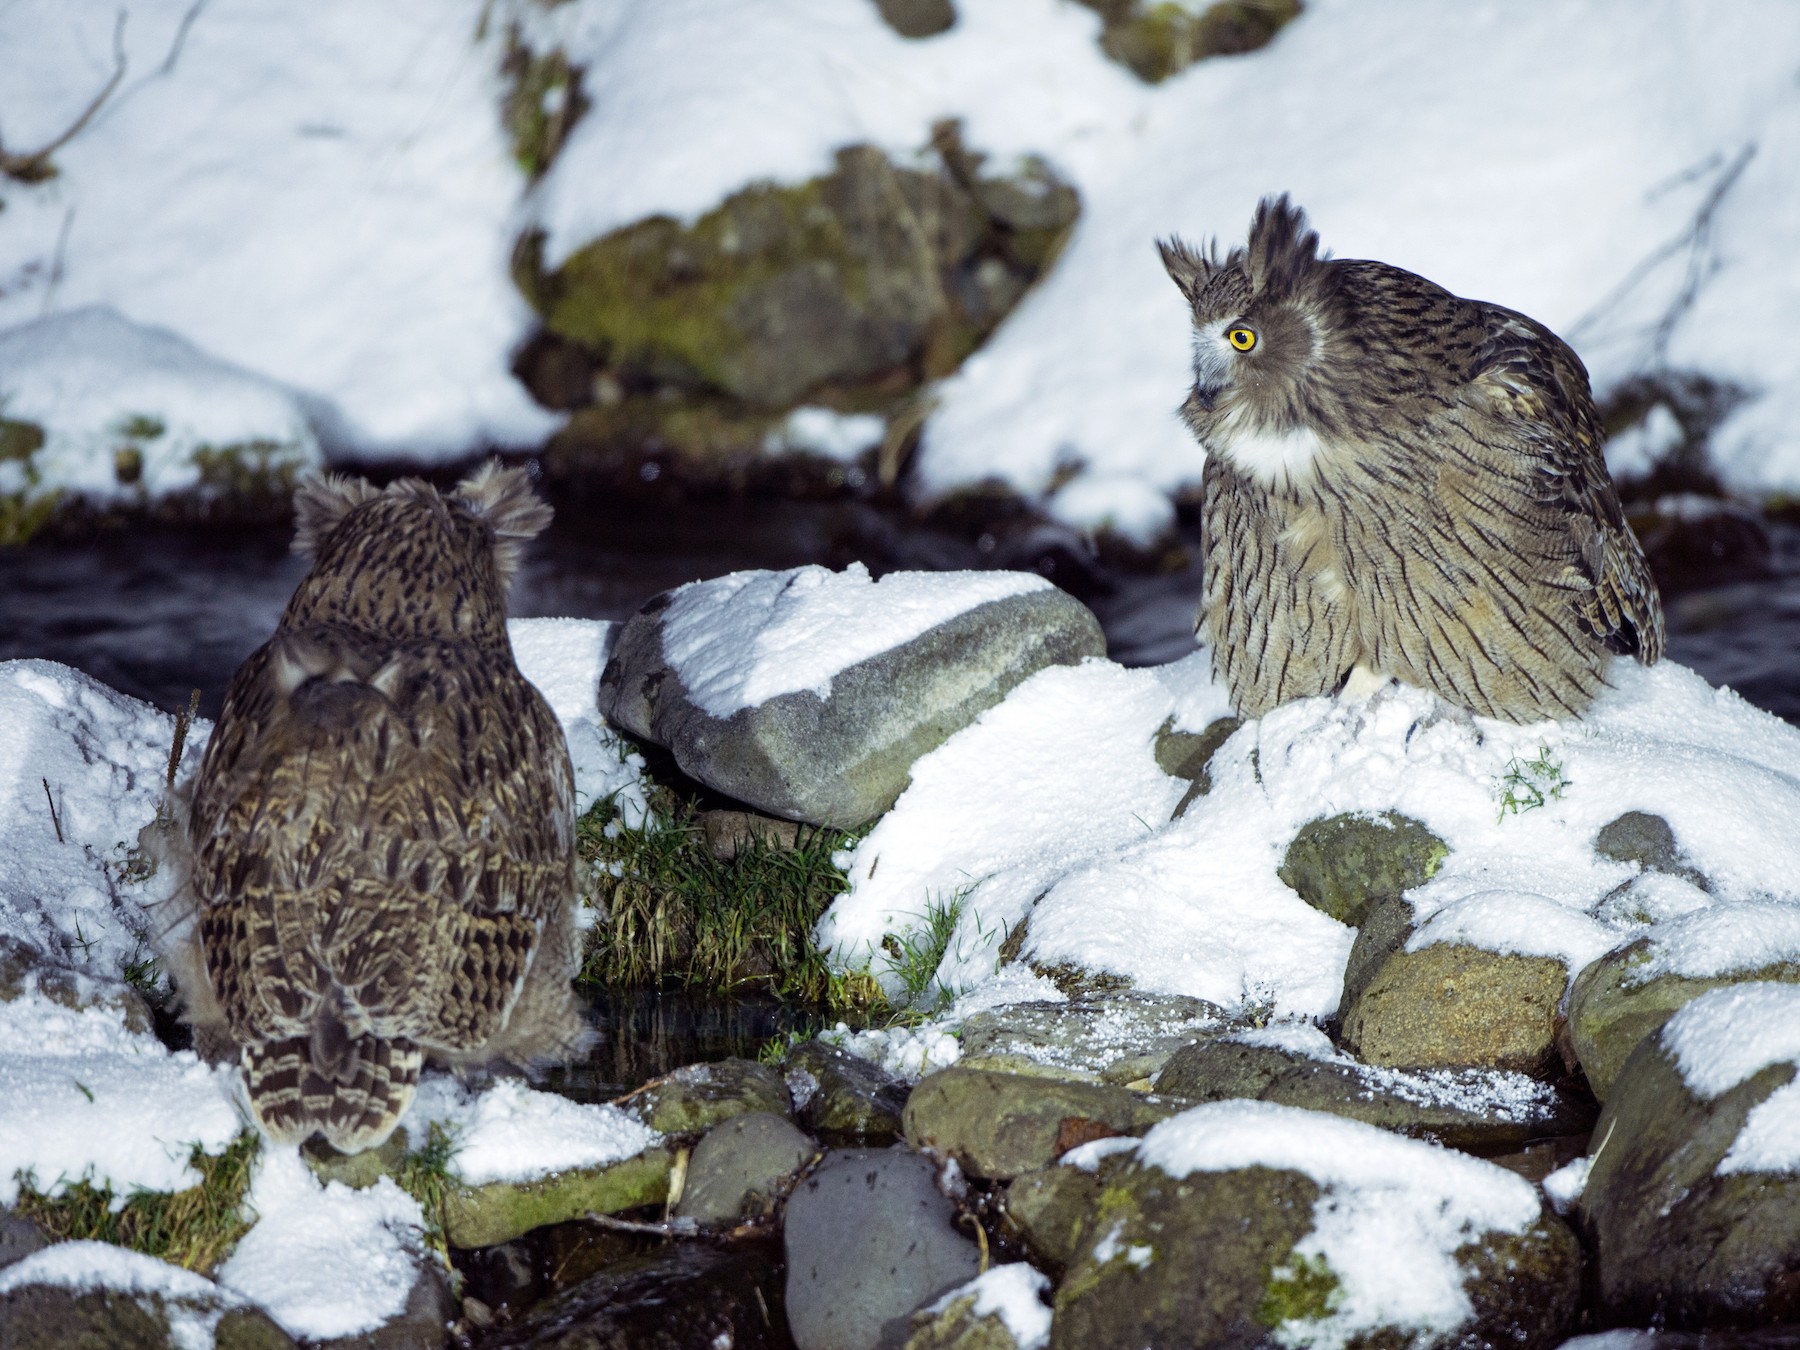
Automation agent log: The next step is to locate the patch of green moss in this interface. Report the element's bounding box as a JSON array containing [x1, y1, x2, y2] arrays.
[[501, 33, 587, 179], [191, 440, 303, 504], [12, 1132, 260, 1273], [1258, 1250, 1343, 1326], [577, 779, 876, 1011], [541, 176, 851, 398], [1093, 0, 1303, 83]]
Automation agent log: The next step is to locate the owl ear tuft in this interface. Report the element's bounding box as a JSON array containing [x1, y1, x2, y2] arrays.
[[1159, 236, 1214, 305], [454, 459, 552, 586], [1245, 193, 1327, 301], [292, 473, 381, 559]]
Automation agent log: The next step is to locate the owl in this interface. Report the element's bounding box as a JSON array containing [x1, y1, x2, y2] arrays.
[[159, 461, 591, 1153], [1160, 195, 1664, 723]]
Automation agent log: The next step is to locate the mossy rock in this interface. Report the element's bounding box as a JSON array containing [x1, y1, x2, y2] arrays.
[[782, 1039, 909, 1144], [618, 1058, 792, 1136], [1077, 0, 1304, 84], [0, 1281, 293, 1350], [441, 1144, 676, 1249], [1339, 941, 1568, 1074], [1005, 1160, 1124, 1273], [520, 131, 1077, 485], [1048, 1120, 1578, 1349], [902, 1067, 1187, 1181], [957, 990, 1226, 1086], [1278, 811, 1447, 928], [1567, 937, 1800, 1101], [1579, 987, 1800, 1325]]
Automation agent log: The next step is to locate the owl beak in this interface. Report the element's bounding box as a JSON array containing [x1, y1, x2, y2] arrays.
[[1189, 383, 1222, 413]]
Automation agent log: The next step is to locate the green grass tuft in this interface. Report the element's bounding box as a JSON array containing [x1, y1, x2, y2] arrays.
[[13, 1132, 260, 1273], [1496, 745, 1572, 821], [577, 782, 876, 1011], [879, 891, 968, 1013], [394, 1121, 461, 1267]]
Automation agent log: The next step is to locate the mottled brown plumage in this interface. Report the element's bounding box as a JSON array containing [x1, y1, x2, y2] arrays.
[[159, 461, 590, 1152], [1160, 195, 1664, 722]]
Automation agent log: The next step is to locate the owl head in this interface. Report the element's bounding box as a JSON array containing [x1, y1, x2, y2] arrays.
[[1160, 195, 1347, 485], [284, 460, 552, 641]]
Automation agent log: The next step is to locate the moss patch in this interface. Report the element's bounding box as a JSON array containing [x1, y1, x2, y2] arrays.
[[500, 32, 588, 180], [1082, 0, 1304, 83], [1258, 1250, 1343, 1327], [12, 1132, 260, 1273]]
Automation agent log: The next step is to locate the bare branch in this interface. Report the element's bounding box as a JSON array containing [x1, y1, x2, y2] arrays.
[[0, 10, 129, 183]]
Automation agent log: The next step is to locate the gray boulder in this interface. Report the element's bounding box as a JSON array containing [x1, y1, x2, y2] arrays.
[[956, 990, 1226, 1086], [1579, 982, 1800, 1325], [1156, 1030, 1593, 1151], [600, 572, 1105, 827], [1594, 811, 1711, 892], [674, 1111, 817, 1226], [785, 1147, 981, 1350]]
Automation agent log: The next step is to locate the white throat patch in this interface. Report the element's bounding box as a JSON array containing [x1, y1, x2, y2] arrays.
[[1211, 420, 1328, 493]]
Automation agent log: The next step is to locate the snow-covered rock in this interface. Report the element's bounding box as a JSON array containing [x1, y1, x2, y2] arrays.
[[599, 564, 1104, 827]]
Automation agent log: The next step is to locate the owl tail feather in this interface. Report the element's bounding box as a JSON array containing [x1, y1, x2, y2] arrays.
[[244, 1032, 422, 1154]]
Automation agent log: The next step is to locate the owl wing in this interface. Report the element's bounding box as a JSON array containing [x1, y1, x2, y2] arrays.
[[1458, 307, 1665, 664], [187, 627, 577, 1057]]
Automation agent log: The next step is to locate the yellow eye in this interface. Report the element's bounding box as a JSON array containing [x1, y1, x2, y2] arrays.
[[1227, 327, 1257, 352]]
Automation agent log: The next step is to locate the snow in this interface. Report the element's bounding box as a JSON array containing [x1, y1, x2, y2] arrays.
[[822, 649, 1800, 1021], [508, 617, 649, 823], [0, 0, 554, 463], [407, 1075, 659, 1187], [1628, 901, 1800, 983], [0, 1242, 241, 1350], [0, 658, 204, 979], [1542, 1157, 1591, 1216], [660, 563, 1051, 719], [0, 308, 319, 507], [0, 994, 242, 1208], [215, 1148, 427, 1341], [926, 1263, 1053, 1350], [8, 2, 1799, 508], [1661, 982, 1800, 1176], [765, 407, 886, 464], [1135, 1100, 1542, 1348]]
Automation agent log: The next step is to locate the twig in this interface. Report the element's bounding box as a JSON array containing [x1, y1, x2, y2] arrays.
[[0, 10, 128, 183], [167, 688, 201, 788], [42, 778, 63, 844]]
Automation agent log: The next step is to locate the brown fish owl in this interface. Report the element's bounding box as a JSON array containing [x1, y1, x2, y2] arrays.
[[163, 462, 590, 1152], [1160, 195, 1664, 722]]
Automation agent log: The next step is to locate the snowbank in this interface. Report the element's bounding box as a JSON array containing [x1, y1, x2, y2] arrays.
[[408, 1075, 658, 1186], [821, 650, 1800, 1020], [0, 308, 319, 509], [8, 1, 1795, 508], [507, 617, 649, 822], [0, 0, 554, 460]]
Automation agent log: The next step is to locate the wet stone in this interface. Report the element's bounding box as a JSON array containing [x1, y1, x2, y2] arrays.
[[956, 990, 1227, 1086], [441, 1145, 676, 1251], [479, 1237, 789, 1350], [784, 1039, 911, 1144], [873, 0, 957, 38], [902, 1067, 1187, 1181], [0, 1279, 295, 1350], [674, 1111, 817, 1225], [785, 1147, 981, 1350], [618, 1057, 792, 1135]]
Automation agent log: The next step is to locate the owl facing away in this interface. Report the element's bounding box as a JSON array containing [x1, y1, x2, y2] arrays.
[[1160, 195, 1664, 723], [161, 461, 591, 1153]]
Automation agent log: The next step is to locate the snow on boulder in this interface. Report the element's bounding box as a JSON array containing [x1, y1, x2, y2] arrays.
[[821, 651, 1800, 1028], [0, 307, 318, 537], [1051, 1100, 1578, 1350], [1581, 983, 1800, 1325], [507, 617, 651, 824], [598, 563, 1104, 828]]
